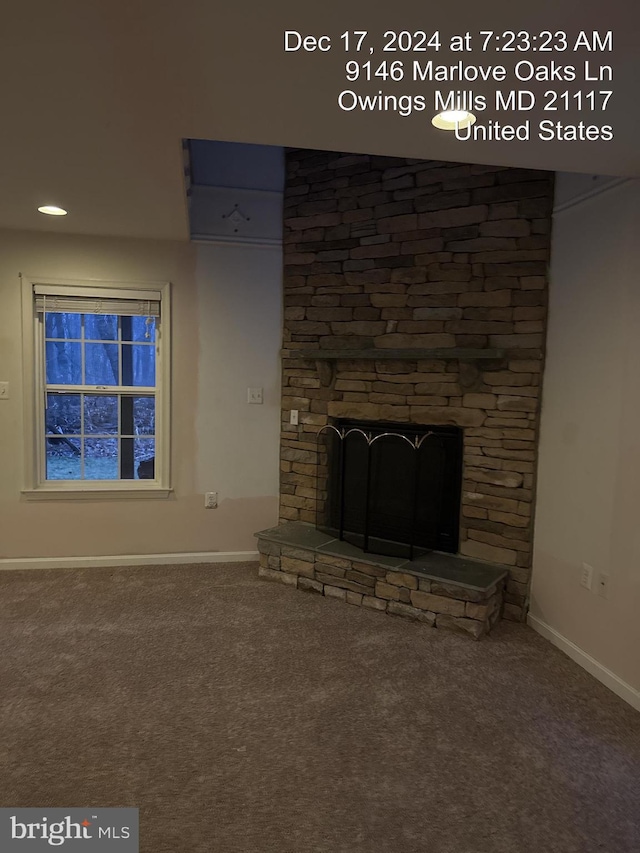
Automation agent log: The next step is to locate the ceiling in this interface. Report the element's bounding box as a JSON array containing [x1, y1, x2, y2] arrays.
[[0, 0, 636, 242]]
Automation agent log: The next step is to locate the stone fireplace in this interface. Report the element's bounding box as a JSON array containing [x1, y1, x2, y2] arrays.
[[257, 148, 553, 637], [317, 419, 463, 560]]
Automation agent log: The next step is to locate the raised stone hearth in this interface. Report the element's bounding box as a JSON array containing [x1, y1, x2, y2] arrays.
[[277, 149, 553, 624], [257, 522, 507, 639]]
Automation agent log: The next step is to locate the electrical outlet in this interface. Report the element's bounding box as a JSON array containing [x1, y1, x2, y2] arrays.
[[290, 409, 299, 425], [0, 381, 9, 399], [204, 491, 218, 509], [580, 563, 593, 591], [247, 387, 263, 404], [595, 571, 610, 599]]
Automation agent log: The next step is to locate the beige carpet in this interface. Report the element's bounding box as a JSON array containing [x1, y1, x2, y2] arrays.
[[1, 561, 638, 853]]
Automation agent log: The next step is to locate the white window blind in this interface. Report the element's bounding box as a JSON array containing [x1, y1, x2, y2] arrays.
[[34, 285, 161, 317]]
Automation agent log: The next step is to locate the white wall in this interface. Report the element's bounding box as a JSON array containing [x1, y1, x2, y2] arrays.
[[190, 141, 284, 524], [0, 228, 282, 562], [530, 177, 640, 704], [195, 242, 282, 503]]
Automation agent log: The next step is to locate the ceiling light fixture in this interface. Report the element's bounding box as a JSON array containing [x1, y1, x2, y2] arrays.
[[37, 205, 68, 216], [431, 110, 476, 131]]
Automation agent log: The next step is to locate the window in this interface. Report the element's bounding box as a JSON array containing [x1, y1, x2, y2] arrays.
[[22, 278, 171, 497]]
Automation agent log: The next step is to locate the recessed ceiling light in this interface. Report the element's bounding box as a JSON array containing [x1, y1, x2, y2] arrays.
[[37, 205, 68, 216], [432, 110, 476, 131]]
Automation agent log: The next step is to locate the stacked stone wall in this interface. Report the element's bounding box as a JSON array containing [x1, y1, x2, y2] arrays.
[[280, 150, 554, 621], [258, 539, 504, 639]]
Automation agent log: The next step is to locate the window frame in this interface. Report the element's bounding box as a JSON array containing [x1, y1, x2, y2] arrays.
[[21, 276, 172, 500]]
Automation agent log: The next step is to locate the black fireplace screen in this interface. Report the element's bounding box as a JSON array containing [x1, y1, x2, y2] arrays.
[[316, 420, 463, 560]]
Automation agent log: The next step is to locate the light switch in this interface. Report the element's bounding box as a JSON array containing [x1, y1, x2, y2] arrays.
[[0, 382, 9, 399], [247, 387, 263, 404]]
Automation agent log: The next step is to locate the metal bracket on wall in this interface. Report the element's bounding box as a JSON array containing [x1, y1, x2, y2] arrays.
[[315, 359, 335, 388], [458, 361, 482, 391]]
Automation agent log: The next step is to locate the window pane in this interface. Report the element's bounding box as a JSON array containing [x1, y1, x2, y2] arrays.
[[122, 344, 155, 386], [45, 392, 81, 480], [85, 343, 119, 385], [45, 312, 81, 339], [84, 395, 118, 434], [132, 397, 155, 435], [85, 314, 118, 341], [46, 447, 81, 480], [135, 438, 155, 480], [85, 438, 119, 479], [46, 393, 81, 434], [46, 341, 82, 385], [124, 316, 156, 343]]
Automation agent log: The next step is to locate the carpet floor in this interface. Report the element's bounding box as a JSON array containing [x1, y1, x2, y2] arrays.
[[0, 561, 638, 853]]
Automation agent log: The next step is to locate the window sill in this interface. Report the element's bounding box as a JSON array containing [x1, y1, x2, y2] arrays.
[[21, 487, 174, 502]]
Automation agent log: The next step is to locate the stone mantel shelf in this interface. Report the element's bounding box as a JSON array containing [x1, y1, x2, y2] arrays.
[[284, 348, 505, 361]]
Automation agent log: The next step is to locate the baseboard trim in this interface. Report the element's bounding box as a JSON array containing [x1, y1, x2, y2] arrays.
[[0, 551, 259, 571], [527, 614, 640, 712]]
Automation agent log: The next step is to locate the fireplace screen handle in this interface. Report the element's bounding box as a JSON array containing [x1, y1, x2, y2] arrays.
[[408, 444, 422, 562], [363, 439, 373, 554], [338, 434, 346, 542]]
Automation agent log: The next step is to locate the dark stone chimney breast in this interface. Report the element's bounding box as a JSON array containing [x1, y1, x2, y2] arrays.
[[279, 149, 554, 624]]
